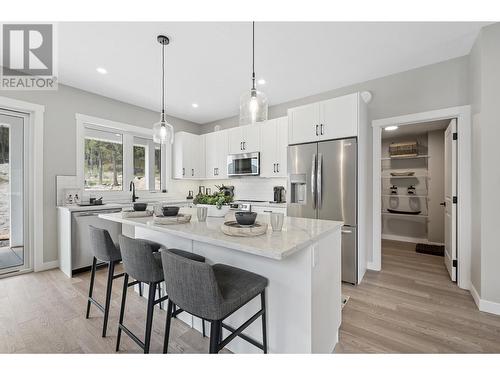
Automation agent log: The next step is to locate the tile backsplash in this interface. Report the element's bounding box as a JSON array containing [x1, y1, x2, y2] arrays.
[[200, 178, 287, 202]]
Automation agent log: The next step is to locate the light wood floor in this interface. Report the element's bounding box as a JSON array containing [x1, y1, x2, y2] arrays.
[[335, 240, 500, 353], [1, 240, 499, 353]]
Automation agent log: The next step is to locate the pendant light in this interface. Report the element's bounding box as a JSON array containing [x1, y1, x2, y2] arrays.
[[239, 22, 268, 126], [153, 35, 174, 144]]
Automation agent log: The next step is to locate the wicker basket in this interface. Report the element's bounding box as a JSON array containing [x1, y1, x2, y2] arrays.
[[389, 141, 418, 157]]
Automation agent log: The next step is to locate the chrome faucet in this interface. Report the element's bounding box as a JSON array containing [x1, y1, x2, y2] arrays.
[[130, 181, 139, 202]]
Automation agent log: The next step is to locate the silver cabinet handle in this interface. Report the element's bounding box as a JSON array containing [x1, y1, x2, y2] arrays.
[[311, 153, 317, 209], [320, 124, 324, 135], [315, 124, 319, 136], [273, 163, 276, 173], [240, 141, 242, 150], [264, 210, 272, 213], [243, 141, 246, 150], [276, 163, 279, 173], [191, 169, 194, 177], [182, 167, 185, 176], [341, 229, 353, 234], [317, 153, 323, 209]]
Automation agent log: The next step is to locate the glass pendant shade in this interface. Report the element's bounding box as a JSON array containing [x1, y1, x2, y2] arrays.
[[239, 88, 268, 126], [153, 119, 174, 144]]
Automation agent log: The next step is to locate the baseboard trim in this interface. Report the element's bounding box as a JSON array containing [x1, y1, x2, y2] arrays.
[[470, 283, 500, 316], [35, 260, 59, 272], [367, 261, 381, 271]]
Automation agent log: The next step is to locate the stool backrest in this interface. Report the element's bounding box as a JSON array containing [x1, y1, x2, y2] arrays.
[[88, 225, 120, 262], [118, 235, 163, 283], [161, 249, 223, 320]]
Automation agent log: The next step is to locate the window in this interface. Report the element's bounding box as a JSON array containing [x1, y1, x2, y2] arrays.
[[79, 116, 166, 194], [84, 128, 123, 191]]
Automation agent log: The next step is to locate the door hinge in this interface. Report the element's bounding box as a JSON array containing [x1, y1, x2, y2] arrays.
[[453, 132, 458, 140], [453, 259, 457, 267], [453, 196, 457, 204]]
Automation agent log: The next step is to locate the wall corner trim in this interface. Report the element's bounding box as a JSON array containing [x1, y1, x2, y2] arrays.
[[35, 260, 59, 272]]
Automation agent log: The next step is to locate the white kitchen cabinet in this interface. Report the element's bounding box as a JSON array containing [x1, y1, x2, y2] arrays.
[[228, 124, 261, 154], [287, 93, 359, 145], [252, 206, 287, 215], [173, 132, 205, 179], [260, 117, 288, 177], [204, 130, 228, 179], [319, 93, 358, 140]]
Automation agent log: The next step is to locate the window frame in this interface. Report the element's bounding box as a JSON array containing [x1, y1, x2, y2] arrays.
[[76, 114, 169, 198]]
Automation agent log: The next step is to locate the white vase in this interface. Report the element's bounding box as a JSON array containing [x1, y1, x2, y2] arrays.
[[196, 204, 230, 217]]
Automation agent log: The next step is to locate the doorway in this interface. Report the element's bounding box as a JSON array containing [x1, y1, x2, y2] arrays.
[[0, 110, 29, 276], [372, 106, 471, 290], [380, 118, 456, 281]]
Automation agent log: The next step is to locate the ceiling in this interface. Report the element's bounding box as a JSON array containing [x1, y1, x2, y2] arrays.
[[57, 22, 488, 124], [382, 119, 451, 140]]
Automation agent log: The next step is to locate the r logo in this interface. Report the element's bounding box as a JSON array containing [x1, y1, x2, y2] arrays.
[[2, 24, 53, 76]]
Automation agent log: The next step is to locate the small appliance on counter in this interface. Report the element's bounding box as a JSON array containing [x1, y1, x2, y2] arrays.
[[273, 186, 286, 203], [186, 190, 194, 200]]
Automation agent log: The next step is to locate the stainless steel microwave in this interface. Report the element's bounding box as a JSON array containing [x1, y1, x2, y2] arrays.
[[227, 152, 260, 176]]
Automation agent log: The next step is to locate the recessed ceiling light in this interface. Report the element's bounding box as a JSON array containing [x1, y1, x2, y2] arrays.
[[192, 103, 199, 108], [96, 67, 108, 75], [257, 78, 266, 85], [385, 125, 399, 131]]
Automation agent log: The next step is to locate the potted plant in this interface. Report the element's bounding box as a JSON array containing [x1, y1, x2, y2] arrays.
[[193, 189, 233, 217]]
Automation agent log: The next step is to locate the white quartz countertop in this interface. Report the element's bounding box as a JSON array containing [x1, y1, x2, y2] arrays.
[[98, 209, 342, 260], [57, 199, 191, 212]]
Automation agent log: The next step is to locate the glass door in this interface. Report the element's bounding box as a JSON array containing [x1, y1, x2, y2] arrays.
[[0, 111, 28, 275]]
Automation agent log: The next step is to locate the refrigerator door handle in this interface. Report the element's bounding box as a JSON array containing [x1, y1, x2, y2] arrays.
[[341, 229, 353, 234], [311, 153, 317, 209], [317, 153, 323, 209]]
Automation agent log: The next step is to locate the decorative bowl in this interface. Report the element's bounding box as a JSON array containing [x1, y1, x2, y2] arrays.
[[133, 203, 148, 211], [234, 211, 257, 226], [162, 206, 180, 217]]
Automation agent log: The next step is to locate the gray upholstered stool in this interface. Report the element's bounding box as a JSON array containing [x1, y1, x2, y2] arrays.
[[86, 226, 162, 338], [160, 249, 269, 354], [116, 235, 205, 354]]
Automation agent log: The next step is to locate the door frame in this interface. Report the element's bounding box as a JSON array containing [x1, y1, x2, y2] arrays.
[[0, 96, 45, 275], [371, 105, 471, 290]]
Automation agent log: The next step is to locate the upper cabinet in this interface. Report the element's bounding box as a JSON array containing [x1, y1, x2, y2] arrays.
[[204, 130, 228, 179], [173, 132, 205, 179], [288, 92, 359, 145], [228, 124, 261, 154], [260, 117, 288, 178]]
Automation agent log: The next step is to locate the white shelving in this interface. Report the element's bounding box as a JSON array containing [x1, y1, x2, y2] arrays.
[[381, 175, 429, 179], [382, 194, 428, 198], [381, 155, 430, 161], [382, 211, 429, 219]]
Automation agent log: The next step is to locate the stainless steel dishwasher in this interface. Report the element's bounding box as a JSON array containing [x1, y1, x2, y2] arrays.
[[71, 208, 122, 272]]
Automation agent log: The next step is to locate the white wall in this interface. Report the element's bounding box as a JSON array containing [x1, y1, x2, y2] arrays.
[[427, 130, 445, 244], [201, 56, 470, 265], [201, 177, 287, 203], [0, 84, 202, 263]]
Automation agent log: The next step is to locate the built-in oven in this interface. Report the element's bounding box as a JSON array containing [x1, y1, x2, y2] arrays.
[[227, 152, 260, 176]]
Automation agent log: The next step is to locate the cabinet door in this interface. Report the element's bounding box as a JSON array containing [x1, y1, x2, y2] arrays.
[[259, 119, 278, 177], [319, 93, 358, 140], [173, 132, 188, 179], [192, 135, 205, 178], [275, 116, 288, 177], [215, 130, 228, 178], [228, 127, 244, 154], [204, 132, 217, 178], [288, 103, 320, 145], [242, 124, 261, 152]]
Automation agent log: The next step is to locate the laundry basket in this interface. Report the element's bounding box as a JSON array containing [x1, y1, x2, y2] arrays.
[[389, 141, 418, 158]]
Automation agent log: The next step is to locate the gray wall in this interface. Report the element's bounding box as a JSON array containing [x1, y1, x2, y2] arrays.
[[202, 56, 470, 265], [427, 130, 445, 244], [0, 84, 201, 263], [469, 23, 500, 304]]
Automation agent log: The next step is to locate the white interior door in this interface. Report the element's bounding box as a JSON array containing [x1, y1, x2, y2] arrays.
[[444, 119, 457, 281]]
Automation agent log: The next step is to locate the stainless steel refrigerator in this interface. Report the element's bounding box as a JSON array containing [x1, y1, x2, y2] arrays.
[[287, 138, 357, 284]]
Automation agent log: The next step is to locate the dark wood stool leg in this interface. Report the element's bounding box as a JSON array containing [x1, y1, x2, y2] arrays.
[[261, 291, 268, 354], [157, 283, 163, 310], [102, 260, 115, 337], [86, 257, 97, 319], [202, 319, 206, 337], [144, 282, 156, 354], [138, 282, 143, 297], [163, 299, 174, 353], [209, 320, 221, 354], [116, 273, 129, 352]]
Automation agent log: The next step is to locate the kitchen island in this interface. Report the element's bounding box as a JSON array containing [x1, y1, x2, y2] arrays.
[[99, 209, 343, 353]]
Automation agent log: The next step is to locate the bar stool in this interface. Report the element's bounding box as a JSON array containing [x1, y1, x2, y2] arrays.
[[116, 235, 205, 354], [160, 249, 269, 354], [86, 226, 162, 337]]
